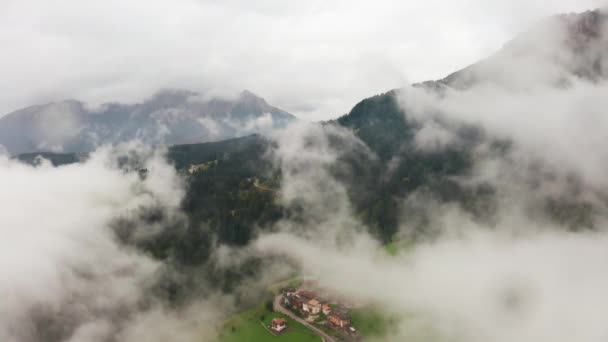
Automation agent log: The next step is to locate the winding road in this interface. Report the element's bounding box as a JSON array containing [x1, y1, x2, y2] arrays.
[[273, 295, 337, 342]]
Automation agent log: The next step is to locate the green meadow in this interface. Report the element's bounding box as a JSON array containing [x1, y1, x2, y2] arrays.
[[218, 303, 320, 342]]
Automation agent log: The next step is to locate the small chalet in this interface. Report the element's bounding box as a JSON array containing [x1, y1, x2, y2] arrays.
[[328, 313, 351, 328], [303, 299, 322, 315], [271, 318, 287, 332], [322, 304, 331, 315]]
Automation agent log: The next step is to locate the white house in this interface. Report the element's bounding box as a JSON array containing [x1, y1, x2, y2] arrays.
[[271, 318, 287, 332], [302, 299, 321, 315]]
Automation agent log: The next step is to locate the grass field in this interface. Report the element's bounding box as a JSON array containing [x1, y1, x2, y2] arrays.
[[218, 303, 321, 342]]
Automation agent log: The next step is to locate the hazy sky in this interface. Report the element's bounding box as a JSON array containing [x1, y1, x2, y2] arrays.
[[1, 0, 605, 120]]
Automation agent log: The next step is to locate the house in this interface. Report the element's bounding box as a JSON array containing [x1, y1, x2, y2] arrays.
[[322, 304, 331, 315], [286, 296, 304, 311], [282, 287, 296, 297], [271, 318, 287, 332], [296, 290, 317, 300], [328, 313, 351, 328], [302, 299, 322, 315]]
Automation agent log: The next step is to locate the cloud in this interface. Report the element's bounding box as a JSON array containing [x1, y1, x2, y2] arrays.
[[247, 19, 608, 339], [401, 86, 608, 190], [32, 102, 83, 152], [1, 0, 605, 120], [268, 121, 376, 242], [256, 228, 608, 342], [392, 9, 608, 189], [0, 146, 220, 342], [413, 120, 459, 152], [251, 116, 608, 341], [198, 112, 278, 141]]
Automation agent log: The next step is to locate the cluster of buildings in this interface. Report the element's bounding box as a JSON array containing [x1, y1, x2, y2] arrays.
[[281, 287, 354, 333]]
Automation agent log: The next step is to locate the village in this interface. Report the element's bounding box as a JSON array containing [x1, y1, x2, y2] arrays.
[[266, 281, 361, 341]]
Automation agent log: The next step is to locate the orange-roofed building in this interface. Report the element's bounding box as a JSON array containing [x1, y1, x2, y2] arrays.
[[322, 304, 331, 315], [303, 299, 322, 315], [328, 313, 350, 328], [297, 290, 317, 300], [271, 318, 287, 332]]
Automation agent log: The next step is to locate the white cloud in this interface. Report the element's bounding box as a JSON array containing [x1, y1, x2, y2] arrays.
[[413, 120, 459, 152], [252, 118, 608, 342], [400, 80, 608, 190], [248, 33, 608, 337], [0, 146, 218, 342], [255, 228, 608, 342]]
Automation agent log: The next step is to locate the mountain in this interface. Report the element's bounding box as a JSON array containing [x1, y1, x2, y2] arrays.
[[17, 9, 606, 256], [167, 8, 608, 243], [15, 152, 80, 167], [15, 10, 605, 309], [330, 9, 608, 237], [338, 8, 608, 161], [0, 89, 296, 154]]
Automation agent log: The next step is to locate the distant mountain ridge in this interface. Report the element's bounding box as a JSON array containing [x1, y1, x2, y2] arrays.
[[0, 89, 296, 154]]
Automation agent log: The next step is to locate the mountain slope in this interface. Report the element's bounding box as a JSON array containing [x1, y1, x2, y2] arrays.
[[339, 8, 608, 160], [326, 9, 608, 239], [0, 90, 296, 154], [15, 9, 606, 252], [15, 152, 80, 167]]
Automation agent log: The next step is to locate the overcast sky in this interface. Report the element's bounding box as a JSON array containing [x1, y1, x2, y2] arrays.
[[1, 0, 605, 120]]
